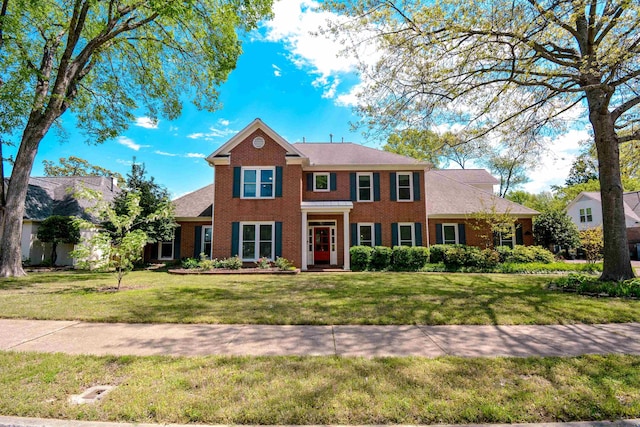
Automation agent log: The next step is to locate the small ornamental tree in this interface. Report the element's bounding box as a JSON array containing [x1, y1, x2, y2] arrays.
[[533, 211, 580, 253], [467, 204, 517, 249], [580, 227, 604, 264], [36, 216, 81, 265], [72, 189, 170, 289]]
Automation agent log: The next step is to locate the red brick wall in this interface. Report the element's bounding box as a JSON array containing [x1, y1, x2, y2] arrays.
[[428, 217, 534, 247], [213, 130, 302, 265], [180, 221, 213, 259]]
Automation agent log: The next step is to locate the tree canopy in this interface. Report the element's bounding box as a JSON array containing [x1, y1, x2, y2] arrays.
[[0, 0, 273, 277], [43, 156, 123, 184], [36, 215, 80, 266], [327, 0, 640, 280]]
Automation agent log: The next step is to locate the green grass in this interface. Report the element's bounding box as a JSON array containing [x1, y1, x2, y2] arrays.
[[1, 351, 639, 424], [1, 270, 640, 325]]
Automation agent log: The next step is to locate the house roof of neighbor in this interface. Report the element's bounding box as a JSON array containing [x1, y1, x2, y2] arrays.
[[172, 184, 215, 218]]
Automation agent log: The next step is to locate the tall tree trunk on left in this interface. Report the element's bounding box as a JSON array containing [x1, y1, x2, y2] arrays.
[[0, 119, 53, 277]]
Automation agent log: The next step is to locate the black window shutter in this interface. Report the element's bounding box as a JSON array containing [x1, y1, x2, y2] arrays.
[[306, 173, 313, 191], [435, 223, 443, 244], [350, 173, 357, 201], [458, 223, 466, 245], [150, 242, 158, 260], [391, 223, 399, 246], [390, 172, 397, 201], [275, 166, 283, 197], [350, 223, 358, 247], [516, 224, 524, 245], [375, 223, 382, 246], [373, 172, 381, 201], [232, 167, 241, 198], [414, 222, 423, 246], [231, 222, 240, 257], [413, 172, 421, 201], [173, 227, 182, 259], [330, 173, 337, 191], [275, 222, 283, 257], [194, 226, 202, 257]]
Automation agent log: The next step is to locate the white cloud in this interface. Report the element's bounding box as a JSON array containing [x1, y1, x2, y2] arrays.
[[116, 159, 133, 166], [155, 150, 178, 157], [117, 136, 148, 151], [273, 64, 282, 77], [187, 119, 237, 141], [185, 152, 206, 158], [134, 116, 159, 129]]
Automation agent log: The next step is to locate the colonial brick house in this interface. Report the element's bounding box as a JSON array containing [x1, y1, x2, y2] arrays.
[[163, 118, 537, 269]]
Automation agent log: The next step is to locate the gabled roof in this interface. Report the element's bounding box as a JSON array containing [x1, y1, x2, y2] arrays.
[[623, 191, 640, 218], [173, 184, 214, 218], [15, 176, 120, 222], [206, 118, 305, 165], [568, 191, 640, 223], [293, 143, 428, 168], [433, 169, 499, 185], [426, 170, 538, 217]]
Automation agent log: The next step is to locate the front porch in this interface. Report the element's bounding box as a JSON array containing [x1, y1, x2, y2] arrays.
[[301, 201, 354, 271]]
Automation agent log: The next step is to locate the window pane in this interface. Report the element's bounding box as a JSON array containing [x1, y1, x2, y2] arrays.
[[244, 169, 256, 183], [160, 242, 172, 258], [443, 225, 456, 243], [203, 243, 212, 257], [359, 175, 371, 187], [204, 227, 212, 243], [261, 169, 273, 183], [359, 188, 371, 200], [398, 174, 410, 186], [259, 242, 272, 258], [244, 184, 256, 197], [242, 242, 255, 259], [242, 224, 255, 241], [400, 225, 412, 241], [315, 174, 328, 190], [398, 188, 411, 200], [260, 183, 273, 197], [260, 224, 272, 241], [359, 225, 372, 245]]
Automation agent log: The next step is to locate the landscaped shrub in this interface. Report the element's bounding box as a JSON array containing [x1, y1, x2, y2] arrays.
[[506, 245, 555, 264], [181, 257, 200, 269], [275, 257, 295, 271], [255, 257, 272, 269], [199, 253, 217, 270], [479, 248, 501, 269], [350, 246, 374, 271], [428, 244, 449, 263], [442, 245, 469, 267], [220, 256, 242, 270], [495, 246, 513, 263], [391, 246, 421, 271], [370, 246, 392, 270], [550, 273, 640, 298], [408, 246, 429, 270]]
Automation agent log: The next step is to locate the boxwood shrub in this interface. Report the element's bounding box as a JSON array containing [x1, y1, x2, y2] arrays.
[[350, 246, 374, 271], [370, 246, 392, 271]]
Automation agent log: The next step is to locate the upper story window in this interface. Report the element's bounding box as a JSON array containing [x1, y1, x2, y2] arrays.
[[314, 173, 330, 192], [397, 172, 413, 201], [442, 223, 458, 245], [242, 167, 274, 199], [579, 208, 593, 222], [398, 223, 415, 247], [357, 172, 373, 202]]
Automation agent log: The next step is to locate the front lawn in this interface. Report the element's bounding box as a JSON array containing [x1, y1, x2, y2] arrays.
[[1, 271, 639, 325], [1, 351, 639, 424]]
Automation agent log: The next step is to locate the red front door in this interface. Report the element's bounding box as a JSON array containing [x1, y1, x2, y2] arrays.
[[314, 227, 330, 263]]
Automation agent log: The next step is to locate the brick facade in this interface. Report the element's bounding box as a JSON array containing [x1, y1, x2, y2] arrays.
[[428, 218, 534, 247]]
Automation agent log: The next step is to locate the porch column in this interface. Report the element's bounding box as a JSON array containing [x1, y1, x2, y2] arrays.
[[301, 210, 308, 271], [343, 210, 350, 270]]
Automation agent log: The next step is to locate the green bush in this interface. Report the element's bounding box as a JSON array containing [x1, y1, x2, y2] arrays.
[[370, 246, 392, 270], [350, 246, 374, 271], [390, 246, 413, 271], [181, 257, 200, 269], [505, 245, 555, 264], [220, 256, 242, 270], [275, 257, 295, 271], [550, 273, 640, 298], [428, 244, 449, 263], [479, 248, 500, 269], [442, 245, 469, 267], [495, 246, 513, 263], [408, 246, 429, 270]]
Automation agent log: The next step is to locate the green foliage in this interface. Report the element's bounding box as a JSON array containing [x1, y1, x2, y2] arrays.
[[580, 227, 604, 263], [349, 246, 374, 271], [43, 156, 123, 185], [498, 262, 602, 274], [467, 204, 517, 248], [370, 246, 392, 271], [506, 245, 555, 264], [181, 258, 200, 270], [533, 210, 580, 250], [565, 152, 599, 186], [495, 246, 513, 263], [435, 244, 553, 269], [506, 190, 564, 214], [274, 257, 295, 271], [36, 215, 81, 265], [219, 256, 242, 270], [551, 274, 640, 298], [255, 258, 272, 269], [390, 246, 429, 271], [428, 245, 449, 263]]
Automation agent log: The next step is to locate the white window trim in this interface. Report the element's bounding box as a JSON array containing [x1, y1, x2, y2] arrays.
[[396, 172, 413, 202], [240, 166, 276, 199], [357, 172, 374, 202], [158, 240, 174, 260], [580, 207, 593, 223], [313, 172, 330, 192], [497, 224, 516, 247], [201, 226, 213, 258], [357, 223, 375, 247], [239, 221, 275, 262], [398, 222, 415, 247], [442, 223, 459, 245]]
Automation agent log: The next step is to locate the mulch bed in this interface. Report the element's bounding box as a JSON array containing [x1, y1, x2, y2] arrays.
[[168, 268, 300, 275]]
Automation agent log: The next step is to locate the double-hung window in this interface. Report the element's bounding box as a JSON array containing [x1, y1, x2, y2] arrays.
[[314, 173, 330, 191], [357, 172, 373, 201], [242, 167, 274, 198], [398, 223, 415, 247], [358, 223, 375, 247], [397, 172, 413, 201], [201, 226, 212, 258], [579, 208, 593, 223], [442, 224, 458, 245], [158, 240, 174, 260], [241, 222, 274, 261], [497, 224, 515, 248]]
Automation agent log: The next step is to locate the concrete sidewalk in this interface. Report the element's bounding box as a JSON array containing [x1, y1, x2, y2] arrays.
[[1, 319, 639, 358]]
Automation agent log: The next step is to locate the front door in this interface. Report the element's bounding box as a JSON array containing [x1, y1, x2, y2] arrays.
[[314, 227, 330, 264]]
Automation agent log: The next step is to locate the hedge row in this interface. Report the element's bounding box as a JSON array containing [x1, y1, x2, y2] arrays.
[[350, 246, 429, 271]]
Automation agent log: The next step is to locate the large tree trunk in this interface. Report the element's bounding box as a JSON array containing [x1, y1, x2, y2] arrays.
[[587, 90, 635, 281], [0, 121, 52, 277]]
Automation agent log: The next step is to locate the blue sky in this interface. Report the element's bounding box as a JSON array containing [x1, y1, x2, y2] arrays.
[[9, 0, 587, 198]]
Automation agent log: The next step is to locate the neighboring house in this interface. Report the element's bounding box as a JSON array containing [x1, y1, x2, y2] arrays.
[[162, 119, 538, 270], [567, 191, 640, 258], [2, 176, 119, 265]]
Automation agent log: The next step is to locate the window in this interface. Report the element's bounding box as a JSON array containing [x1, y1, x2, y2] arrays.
[[158, 240, 174, 260], [202, 226, 212, 258], [442, 224, 458, 244], [397, 172, 413, 201], [242, 167, 274, 198], [579, 208, 593, 223], [398, 223, 415, 247], [358, 223, 375, 246], [314, 173, 330, 192], [240, 222, 274, 261], [497, 225, 515, 248], [357, 172, 373, 201]]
